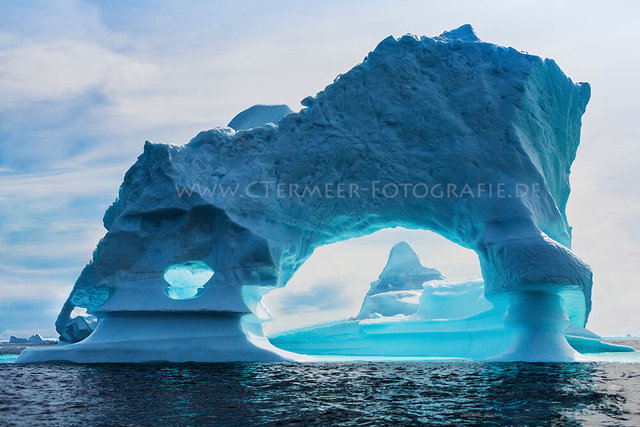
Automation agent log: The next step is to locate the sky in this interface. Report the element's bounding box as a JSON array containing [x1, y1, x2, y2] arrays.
[[0, 0, 638, 339]]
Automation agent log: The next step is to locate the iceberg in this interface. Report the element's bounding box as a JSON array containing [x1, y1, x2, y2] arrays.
[[356, 242, 443, 319], [10, 334, 46, 344], [9, 336, 29, 344], [28, 334, 44, 343], [60, 315, 97, 343], [18, 25, 603, 363]]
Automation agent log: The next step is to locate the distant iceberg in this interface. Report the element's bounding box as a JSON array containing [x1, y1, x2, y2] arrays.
[[356, 242, 443, 319]]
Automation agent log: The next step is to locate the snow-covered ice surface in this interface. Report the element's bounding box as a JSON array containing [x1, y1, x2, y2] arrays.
[[18, 24, 622, 363]]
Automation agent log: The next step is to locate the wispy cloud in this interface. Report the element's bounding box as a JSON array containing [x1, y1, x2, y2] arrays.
[[0, 40, 154, 107]]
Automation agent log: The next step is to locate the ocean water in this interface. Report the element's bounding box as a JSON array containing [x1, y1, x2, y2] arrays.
[[1, 361, 640, 425]]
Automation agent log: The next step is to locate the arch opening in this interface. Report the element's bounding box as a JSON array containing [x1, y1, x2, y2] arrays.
[[261, 227, 482, 338], [163, 260, 214, 300]]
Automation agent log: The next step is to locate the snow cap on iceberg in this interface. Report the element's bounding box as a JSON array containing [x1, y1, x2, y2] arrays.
[[437, 24, 480, 42], [374, 241, 444, 291], [228, 104, 293, 131]]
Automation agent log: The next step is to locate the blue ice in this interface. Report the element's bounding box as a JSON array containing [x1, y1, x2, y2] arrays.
[[163, 261, 214, 300]]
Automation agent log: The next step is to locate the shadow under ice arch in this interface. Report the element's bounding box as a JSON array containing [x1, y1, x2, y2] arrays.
[[18, 25, 595, 363]]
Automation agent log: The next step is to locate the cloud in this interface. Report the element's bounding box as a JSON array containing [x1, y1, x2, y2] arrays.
[[0, 297, 62, 338], [269, 282, 356, 313], [0, 40, 155, 108]]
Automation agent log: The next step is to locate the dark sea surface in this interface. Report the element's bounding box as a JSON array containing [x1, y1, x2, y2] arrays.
[[2, 361, 640, 425]]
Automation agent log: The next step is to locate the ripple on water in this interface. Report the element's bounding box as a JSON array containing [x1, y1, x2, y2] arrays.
[[1, 361, 640, 424]]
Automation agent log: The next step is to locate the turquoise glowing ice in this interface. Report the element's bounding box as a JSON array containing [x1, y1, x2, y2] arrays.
[[163, 261, 214, 300], [269, 242, 635, 359]]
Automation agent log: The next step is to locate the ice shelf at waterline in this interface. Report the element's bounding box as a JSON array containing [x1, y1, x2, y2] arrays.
[[270, 242, 635, 359], [18, 25, 605, 363]]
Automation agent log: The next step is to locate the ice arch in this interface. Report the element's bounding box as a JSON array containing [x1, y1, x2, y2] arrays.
[[18, 25, 593, 363]]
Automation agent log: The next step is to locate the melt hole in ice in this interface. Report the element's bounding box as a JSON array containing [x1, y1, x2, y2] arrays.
[[163, 260, 214, 300]]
